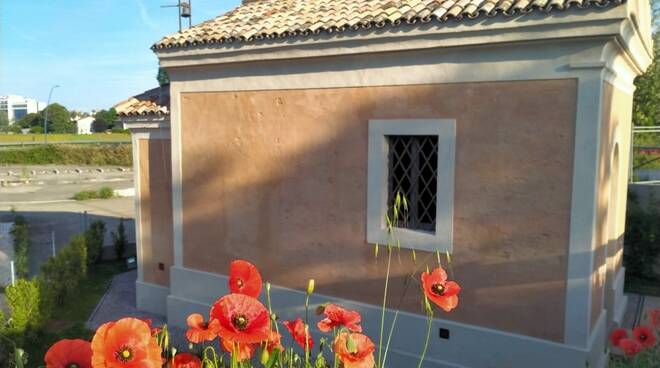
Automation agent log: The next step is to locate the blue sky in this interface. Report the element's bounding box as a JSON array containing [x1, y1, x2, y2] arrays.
[[0, 0, 240, 112]]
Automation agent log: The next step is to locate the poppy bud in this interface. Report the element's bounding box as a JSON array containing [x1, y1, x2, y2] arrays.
[[261, 349, 270, 364], [346, 334, 357, 353], [307, 279, 315, 296], [374, 243, 379, 259], [412, 249, 417, 263], [266, 282, 271, 293], [188, 342, 193, 350]]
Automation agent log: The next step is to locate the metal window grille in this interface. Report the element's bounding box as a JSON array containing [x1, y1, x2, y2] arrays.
[[387, 135, 438, 232]]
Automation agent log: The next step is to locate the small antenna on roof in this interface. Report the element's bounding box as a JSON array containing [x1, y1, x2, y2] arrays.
[[161, 0, 191, 32]]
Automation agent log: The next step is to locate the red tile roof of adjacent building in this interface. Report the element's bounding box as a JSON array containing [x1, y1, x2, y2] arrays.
[[114, 85, 170, 117], [153, 0, 624, 50]]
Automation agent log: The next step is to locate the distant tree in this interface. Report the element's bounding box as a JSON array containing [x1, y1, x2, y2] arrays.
[[17, 112, 41, 129], [43, 103, 74, 133], [0, 111, 8, 131], [157, 67, 170, 86], [93, 108, 117, 130], [632, 34, 659, 128], [91, 119, 109, 133], [70, 110, 91, 120]]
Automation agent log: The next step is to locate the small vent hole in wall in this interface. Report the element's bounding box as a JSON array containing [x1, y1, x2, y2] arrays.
[[439, 328, 450, 340], [158, 262, 165, 271]]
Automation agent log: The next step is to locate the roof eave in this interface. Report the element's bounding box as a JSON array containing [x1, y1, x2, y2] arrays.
[[155, 7, 632, 69]]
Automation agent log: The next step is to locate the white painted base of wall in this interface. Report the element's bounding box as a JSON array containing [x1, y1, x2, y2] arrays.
[[136, 280, 170, 316], [613, 268, 628, 326], [161, 266, 609, 368]]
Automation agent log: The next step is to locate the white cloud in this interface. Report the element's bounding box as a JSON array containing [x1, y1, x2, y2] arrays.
[[135, 0, 160, 31]]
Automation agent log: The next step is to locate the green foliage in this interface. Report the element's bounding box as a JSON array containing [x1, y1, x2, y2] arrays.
[[73, 190, 99, 201], [43, 103, 74, 133], [73, 187, 115, 201], [112, 218, 128, 260], [16, 113, 41, 129], [3, 279, 47, 346], [40, 235, 88, 306], [623, 194, 660, 280], [610, 346, 660, 367], [0, 143, 132, 166], [91, 119, 109, 133], [632, 33, 660, 169], [98, 186, 114, 199], [9, 215, 30, 279], [157, 67, 170, 86], [85, 220, 106, 265], [0, 111, 9, 132], [93, 109, 117, 132]]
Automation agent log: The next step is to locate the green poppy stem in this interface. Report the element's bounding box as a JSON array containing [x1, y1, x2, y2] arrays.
[[377, 247, 393, 368], [417, 310, 434, 368]]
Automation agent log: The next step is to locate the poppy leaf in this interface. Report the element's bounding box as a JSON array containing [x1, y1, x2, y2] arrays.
[[265, 348, 280, 368], [14, 348, 24, 368]]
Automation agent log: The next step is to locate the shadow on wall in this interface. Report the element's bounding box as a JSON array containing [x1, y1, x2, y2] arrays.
[[0, 211, 135, 277], [170, 78, 586, 343]]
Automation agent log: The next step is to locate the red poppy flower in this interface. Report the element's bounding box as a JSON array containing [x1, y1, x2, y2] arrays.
[[265, 331, 284, 352], [211, 293, 271, 344], [333, 332, 376, 368], [186, 313, 220, 344], [45, 339, 92, 368], [632, 326, 657, 348], [649, 309, 660, 329], [220, 339, 257, 362], [229, 259, 263, 298], [317, 304, 362, 333], [420, 267, 461, 312], [91, 318, 162, 368], [619, 338, 644, 357], [610, 328, 628, 347], [172, 353, 202, 368], [283, 318, 313, 350]]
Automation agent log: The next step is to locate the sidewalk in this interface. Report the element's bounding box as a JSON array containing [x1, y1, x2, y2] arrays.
[[86, 270, 188, 348], [622, 293, 660, 328]]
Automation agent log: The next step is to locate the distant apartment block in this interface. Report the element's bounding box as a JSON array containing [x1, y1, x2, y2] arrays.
[[0, 94, 47, 123]]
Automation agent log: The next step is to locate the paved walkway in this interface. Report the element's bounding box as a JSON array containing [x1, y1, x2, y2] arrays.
[[623, 293, 660, 328], [86, 270, 189, 348]]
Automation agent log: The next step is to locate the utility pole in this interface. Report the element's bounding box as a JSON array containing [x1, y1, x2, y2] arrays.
[[43, 85, 60, 143]]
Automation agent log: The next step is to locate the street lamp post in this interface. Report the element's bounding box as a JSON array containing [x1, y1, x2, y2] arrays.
[[43, 85, 60, 143]]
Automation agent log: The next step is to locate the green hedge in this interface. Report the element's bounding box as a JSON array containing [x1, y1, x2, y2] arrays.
[[0, 144, 132, 166]]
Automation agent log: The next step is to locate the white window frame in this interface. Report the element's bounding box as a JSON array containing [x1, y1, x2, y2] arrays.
[[366, 119, 456, 253]]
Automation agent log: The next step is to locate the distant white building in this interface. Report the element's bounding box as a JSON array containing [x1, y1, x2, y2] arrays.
[[76, 116, 95, 134], [0, 95, 46, 124]]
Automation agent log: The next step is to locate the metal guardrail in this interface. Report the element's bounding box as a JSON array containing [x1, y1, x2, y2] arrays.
[[0, 140, 131, 149]]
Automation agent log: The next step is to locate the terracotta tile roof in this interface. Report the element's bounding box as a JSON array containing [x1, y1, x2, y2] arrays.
[[153, 0, 624, 50], [114, 85, 170, 117]]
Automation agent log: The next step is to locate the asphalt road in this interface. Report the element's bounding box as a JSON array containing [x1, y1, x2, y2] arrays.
[[0, 166, 136, 276]]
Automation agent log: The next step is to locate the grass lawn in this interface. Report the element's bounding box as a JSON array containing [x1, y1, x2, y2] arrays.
[[0, 133, 130, 144], [23, 261, 125, 367]]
